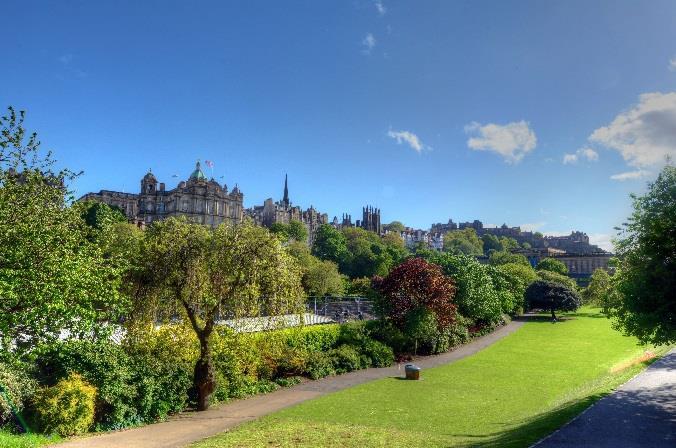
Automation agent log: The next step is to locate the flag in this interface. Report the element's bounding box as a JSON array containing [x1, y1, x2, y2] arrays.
[[205, 160, 214, 168]]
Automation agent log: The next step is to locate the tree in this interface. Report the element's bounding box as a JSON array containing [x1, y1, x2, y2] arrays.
[[499, 237, 519, 251], [312, 224, 348, 265], [443, 228, 483, 256], [80, 200, 127, 231], [610, 165, 676, 345], [375, 258, 457, 330], [383, 221, 405, 233], [481, 234, 503, 254], [489, 251, 530, 266], [537, 269, 578, 291], [582, 268, 612, 307], [495, 263, 538, 314], [426, 252, 503, 324], [536, 258, 569, 275], [304, 259, 346, 297], [268, 220, 308, 243], [0, 107, 126, 350], [525, 280, 581, 321], [140, 218, 303, 410]]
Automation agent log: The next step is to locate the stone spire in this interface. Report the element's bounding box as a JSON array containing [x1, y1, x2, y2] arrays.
[[283, 173, 289, 207]]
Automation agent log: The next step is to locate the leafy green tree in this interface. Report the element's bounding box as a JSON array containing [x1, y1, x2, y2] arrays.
[[304, 259, 346, 297], [287, 220, 308, 242], [582, 268, 612, 307], [499, 237, 519, 251], [312, 224, 348, 265], [383, 221, 405, 232], [426, 252, 502, 324], [537, 269, 578, 291], [80, 200, 126, 231], [0, 107, 126, 350], [488, 251, 530, 266], [610, 165, 676, 345], [525, 280, 581, 321], [521, 242, 532, 249], [536, 258, 569, 275], [140, 218, 303, 410], [346, 277, 380, 300], [497, 262, 538, 313], [443, 228, 483, 256], [481, 234, 503, 254]]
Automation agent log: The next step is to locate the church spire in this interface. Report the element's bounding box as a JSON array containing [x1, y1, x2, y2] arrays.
[[283, 173, 289, 206]]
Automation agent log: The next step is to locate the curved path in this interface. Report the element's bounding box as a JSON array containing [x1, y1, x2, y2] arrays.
[[51, 319, 523, 448], [535, 348, 676, 448]]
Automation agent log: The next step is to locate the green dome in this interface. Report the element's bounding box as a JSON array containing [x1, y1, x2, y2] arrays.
[[189, 161, 207, 181]]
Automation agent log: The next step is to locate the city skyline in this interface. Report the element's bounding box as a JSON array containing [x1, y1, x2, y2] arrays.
[[3, 0, 676, 252]]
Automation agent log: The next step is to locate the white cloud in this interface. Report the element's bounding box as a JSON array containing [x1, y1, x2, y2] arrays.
[[361, 33, 376, 54], [609, 169, 651, 181], [562, 147, 599, 164], [589, 233, 614, 252], [375, 1, 387, 16], [387, 129, 429, 153], [589, 92, 676, 169], [669, 57, 676, 72], [519, 222, 546, 232], [464, 120, 537, 163], [58, 54, 73, 65]]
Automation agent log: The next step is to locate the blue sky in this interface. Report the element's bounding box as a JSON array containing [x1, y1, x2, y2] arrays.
[[3, 0, 676, 250]]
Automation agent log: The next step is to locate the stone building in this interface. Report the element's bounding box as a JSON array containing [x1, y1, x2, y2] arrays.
[[79, 161, 244, 227], [246, 175, 329, 244], [357, 205, 381, 233]]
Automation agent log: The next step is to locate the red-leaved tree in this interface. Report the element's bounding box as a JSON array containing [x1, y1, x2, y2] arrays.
[[375, 258, 457, 330]]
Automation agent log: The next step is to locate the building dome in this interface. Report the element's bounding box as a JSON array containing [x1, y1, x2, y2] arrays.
[[143, 170, 157, 182], [189, 161, 207, 181]]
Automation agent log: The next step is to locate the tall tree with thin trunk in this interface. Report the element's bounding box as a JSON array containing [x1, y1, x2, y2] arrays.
[[140, 218, 303, 410]]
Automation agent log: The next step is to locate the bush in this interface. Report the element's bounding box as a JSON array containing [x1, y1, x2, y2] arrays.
[[328, 345, 364, 374], [536, 258, 569, 276], [404, 308, 440, 355], [0, 360, 37, 430], [361, 339, 394, 367], [305, 352, 336, 379], [33, 374, 96, 436], [526, 280, 581, 320], [366, 320, 410, 354]]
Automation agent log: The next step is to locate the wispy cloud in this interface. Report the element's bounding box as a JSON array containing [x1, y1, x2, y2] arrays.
[[669, 57, 676, 72], [589, 233, 614, 252], [589, 92, 676, 172], [519, 222, 546, 232], [562, 147, 599, 164], [361, 33, 376, 54], [387, 129, 430, 153], [58, 54, 73, 65], [609, 170, 651, 181], [464, 120, 537, 163], [375, 1, 387, 16]]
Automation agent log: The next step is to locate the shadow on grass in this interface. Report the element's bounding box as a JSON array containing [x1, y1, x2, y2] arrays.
[[451, 393, 604, 448]]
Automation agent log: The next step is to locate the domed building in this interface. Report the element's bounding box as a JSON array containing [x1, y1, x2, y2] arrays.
[[79, 161, 244, 228]]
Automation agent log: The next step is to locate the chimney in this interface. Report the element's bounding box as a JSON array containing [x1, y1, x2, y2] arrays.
[[160, 183, 165, 191]]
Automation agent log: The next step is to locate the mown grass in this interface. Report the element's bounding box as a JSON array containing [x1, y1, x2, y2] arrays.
[[192, 308, 671, 448], [0, 430, 58, 448]]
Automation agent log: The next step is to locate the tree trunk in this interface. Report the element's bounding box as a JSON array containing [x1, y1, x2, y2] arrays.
[[551, 307, 557, 322], [194, 332, 216, 411]]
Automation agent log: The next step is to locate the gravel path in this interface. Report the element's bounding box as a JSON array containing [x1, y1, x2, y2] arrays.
[[51, 319, 523, 448], [535, 348, 676, 448]]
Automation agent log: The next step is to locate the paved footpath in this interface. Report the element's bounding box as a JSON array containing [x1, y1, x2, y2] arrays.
[[535, 348, 676, 448], [51, 319, 523, 448]]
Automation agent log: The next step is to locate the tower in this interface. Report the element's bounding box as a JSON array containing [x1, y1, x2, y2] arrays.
[[282, 174, 289, 208]]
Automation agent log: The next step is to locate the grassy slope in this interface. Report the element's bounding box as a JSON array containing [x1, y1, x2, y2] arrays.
[[192, 309, 671, 448], [0, 431, 57, 448]]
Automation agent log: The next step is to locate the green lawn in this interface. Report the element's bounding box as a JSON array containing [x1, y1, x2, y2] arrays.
[[192, 309, 671, 448], [0, 430, 58, 448]]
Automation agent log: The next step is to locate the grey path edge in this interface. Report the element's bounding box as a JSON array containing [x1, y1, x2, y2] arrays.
[[533, 347, 676, 448], [50, 319, 524, 448]]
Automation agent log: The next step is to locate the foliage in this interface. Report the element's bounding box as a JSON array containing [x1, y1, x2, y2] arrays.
[[442, 228, 483, 255], [383, 221, 405, 232], [427, 253, 503, 324], [328, 345, 365, 374], [496, 263, 538, 313], [537, 269, 578, 291], [488, 251, 530, 266], [525, 280, 581, 319], [404, 307, 441, 354], [0, 361, 37, 430], [79, 200, 126, 231], [304, 260, 346, 297], [536, 258, 569, 275], [270, 220, 308, 243], [346, 277, 379, 300], [582, 269, 612, 306], [311, 224, 348, 266], [139, 218, 303, 410], [195, 309, 669, 448], [486, 266, 522, 315], [32, 374, 96, 436], [340, 227, 392, 278], [375, 258, 457, 331], [0, 108, 126, 350], [610, 165, 676, 345], [481, 234, 503, 254]]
